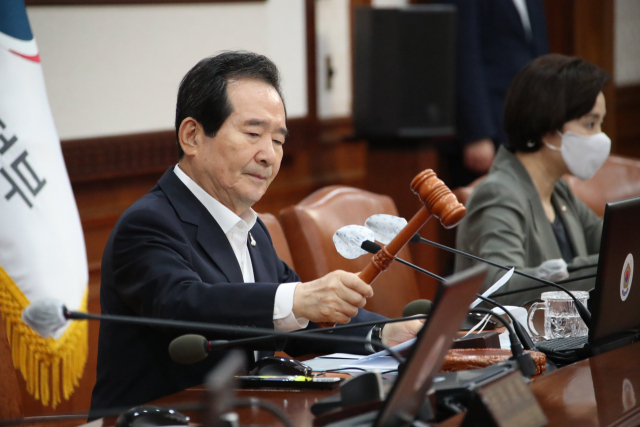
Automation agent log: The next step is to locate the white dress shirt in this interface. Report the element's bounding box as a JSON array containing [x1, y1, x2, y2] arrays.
[[511, 0, 532, 38], [173, 165, 309, 332]]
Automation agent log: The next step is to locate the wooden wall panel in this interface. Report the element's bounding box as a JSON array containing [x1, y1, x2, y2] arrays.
[[545, 0, 617, 150], [366, 142, 453, 301]]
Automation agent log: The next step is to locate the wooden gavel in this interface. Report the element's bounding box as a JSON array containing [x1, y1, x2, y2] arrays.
[[318, 169, 466, 328]]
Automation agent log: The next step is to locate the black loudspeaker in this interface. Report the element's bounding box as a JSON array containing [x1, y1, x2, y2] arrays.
[[354, 5, 456, 139]]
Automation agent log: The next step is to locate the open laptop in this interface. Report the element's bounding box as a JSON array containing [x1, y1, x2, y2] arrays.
[[536, 196, 640, 359], [324, 264, 486, 427]]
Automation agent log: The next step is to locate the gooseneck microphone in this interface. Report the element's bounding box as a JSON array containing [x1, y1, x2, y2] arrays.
[[490, 275, 596, 298], [168, 315, 429, 365], [360, 240, 536, 350], [411, 234, 591, 328], [22, 300, 400, 357], [473, 294, 536, 351], [353, 218, 590, 329], [401, 299, 433, 317], [469, 308, 536, 377]]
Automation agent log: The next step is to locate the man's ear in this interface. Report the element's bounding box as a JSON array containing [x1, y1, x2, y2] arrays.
[[178, 117, 201, 157]]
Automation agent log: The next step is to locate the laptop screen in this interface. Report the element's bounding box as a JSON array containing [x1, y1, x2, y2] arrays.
[[374, 265, 486, 427], [589, 196, 640, 345]]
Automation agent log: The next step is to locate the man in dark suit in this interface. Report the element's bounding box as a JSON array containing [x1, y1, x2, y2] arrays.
[[441, 0, 549, 187], [90, 51, 422, 412]]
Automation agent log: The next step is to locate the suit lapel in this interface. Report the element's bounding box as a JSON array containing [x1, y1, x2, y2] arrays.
[[525, 0, 547, 54], [196, 222, 244, 283], [501, 0, 529, 41], [248, 223, 277, 283], [494, 148, 562, 260], [158, 168, 244, 283]]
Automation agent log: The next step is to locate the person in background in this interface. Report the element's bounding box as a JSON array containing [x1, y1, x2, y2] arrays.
[[440, 0, 549, 188], [455, 54, 609, 306]]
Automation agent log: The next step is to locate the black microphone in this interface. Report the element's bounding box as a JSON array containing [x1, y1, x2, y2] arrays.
[[360, 241, 536, 351], [469, 308, 536, 377], [402, 300, 433, 317], [168, 315, 430, 365], [473, 295, 536, 351], [21, 300, 404, 359], [410, 234, 592, 328]]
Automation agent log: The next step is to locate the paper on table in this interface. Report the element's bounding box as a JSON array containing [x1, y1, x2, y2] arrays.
[[316, 353, 363, 360], [339, 355, 399, 372], [470, 267, 514, 308], [337, 338, 416, 371], [358, 338, 416, 361]]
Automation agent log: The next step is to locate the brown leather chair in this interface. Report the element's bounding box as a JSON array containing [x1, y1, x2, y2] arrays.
[[563, 155, 640, 217], [257, 212, 295, 270], [279, 186, 421, 318], [452, 155, 640, 217], [0, 312, 23, 420], [452, 175, 486, 206]]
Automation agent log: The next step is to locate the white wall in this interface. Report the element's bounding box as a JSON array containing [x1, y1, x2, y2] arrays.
[[316, 0, 351, 119], [615, 0, 640, 87], [27, 0, 306, 140], [371, 0, 408, 7]]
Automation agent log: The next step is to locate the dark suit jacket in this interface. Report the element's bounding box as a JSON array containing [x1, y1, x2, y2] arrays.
[[90, 168, 383, 412], [443, 0, 549, 147]]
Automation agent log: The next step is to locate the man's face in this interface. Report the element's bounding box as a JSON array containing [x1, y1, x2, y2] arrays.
[[190, 79, 286, 215]]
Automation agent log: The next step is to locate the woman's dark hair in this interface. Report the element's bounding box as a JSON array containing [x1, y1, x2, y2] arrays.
[[175, 51, 285, 158], [503, 54, 609, 152]]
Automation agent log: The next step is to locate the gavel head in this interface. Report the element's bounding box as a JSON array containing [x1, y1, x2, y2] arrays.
[[410, 170, 466, 228]]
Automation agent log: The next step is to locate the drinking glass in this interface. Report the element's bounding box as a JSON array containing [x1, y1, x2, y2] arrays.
[[527, 291, 589, 340]]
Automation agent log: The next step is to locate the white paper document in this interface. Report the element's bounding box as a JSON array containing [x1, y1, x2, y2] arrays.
[[470, 267, 514, 308], [304, 339, 415, 372]]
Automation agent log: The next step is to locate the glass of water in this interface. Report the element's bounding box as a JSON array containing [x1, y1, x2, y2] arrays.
[[527, 291, 589, 341]]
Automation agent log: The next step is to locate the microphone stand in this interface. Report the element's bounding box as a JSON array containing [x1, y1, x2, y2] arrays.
[[412, 235, 592, 328], [468, 308, 536, 377], [63, 308, 407, 363], [491, 274, 597, 298], [205, 315, 429, 358], [361, 241, 536, 351]]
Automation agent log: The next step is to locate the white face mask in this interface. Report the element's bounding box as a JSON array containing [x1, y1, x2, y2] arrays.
[[544, 131, 611, 180]]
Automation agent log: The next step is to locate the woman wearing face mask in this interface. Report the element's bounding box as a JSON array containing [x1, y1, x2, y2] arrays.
[[455, 54, 609, 306]]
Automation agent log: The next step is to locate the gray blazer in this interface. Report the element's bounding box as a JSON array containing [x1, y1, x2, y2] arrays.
[[455, 146, 602, 305]]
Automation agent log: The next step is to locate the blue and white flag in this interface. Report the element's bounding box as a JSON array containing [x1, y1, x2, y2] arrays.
[[0, 0, 88, 408]]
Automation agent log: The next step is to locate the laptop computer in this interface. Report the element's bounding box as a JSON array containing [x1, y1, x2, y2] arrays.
[[536, 196, 640, 359], [324, 264, 486, 427]]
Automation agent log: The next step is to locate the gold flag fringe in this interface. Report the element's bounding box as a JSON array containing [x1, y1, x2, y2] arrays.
[[0, 266, 88, 408]]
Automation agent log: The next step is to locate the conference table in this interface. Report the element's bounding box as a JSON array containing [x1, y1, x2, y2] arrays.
[[78, 339, 640, 427]]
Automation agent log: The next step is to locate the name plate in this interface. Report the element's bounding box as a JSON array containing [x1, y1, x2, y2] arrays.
[[461, 370, 547, 427]]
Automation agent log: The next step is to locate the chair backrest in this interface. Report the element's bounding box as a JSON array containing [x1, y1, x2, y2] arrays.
[[257, 212, 296, 270], [563, 154, 640, 217], [452, 175, 486, 206], [279, 186, 421, 318], [0, 312, 23, 419], [452, 155, 640, 216]]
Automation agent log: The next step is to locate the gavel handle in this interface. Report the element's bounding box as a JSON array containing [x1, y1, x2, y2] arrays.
[[317, 212, 433, 329], [359, 207, 432, 285]]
